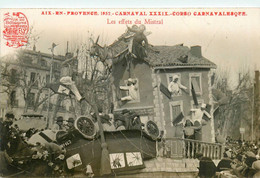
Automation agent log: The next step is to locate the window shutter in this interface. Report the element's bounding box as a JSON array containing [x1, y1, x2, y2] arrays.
[[191, 77, 200, 92], [172, 106, 184, 126], [173, 112, 184, 125], [160, 83, 171, 99]]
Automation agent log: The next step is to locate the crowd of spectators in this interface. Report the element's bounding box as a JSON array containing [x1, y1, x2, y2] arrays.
[[216, 138, 260, 177], [198, 138, 260, 178]]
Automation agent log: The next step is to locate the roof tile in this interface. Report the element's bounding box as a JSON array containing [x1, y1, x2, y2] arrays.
[[109, 37, 217, 69], [145, 44, 216, 68]]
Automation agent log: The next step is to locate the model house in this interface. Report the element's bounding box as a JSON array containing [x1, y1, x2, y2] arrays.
[[111, 44, 217, 143]]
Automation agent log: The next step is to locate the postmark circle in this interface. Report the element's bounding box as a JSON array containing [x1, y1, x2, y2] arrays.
[[3, 12, 29, 48]]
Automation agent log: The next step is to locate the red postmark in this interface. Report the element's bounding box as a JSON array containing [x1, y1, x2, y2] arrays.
[[3, 12, 29, 48]]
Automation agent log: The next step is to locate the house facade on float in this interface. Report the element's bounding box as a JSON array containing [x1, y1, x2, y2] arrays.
[[111, 44, 217, 143], [0, 48, 75, 121]]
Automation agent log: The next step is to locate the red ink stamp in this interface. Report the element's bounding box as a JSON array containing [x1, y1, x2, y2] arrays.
[[3, 12, 29, 48]]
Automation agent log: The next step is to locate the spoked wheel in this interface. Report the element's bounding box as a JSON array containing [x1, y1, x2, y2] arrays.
[[74, 116, 96, 139], [144, 120, 160, 140]]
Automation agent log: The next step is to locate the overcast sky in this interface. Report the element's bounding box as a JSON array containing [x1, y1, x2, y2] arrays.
[[1, 8, 260, 87]]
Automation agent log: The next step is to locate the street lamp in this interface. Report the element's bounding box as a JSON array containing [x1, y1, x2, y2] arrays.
[[46, 43, 58, 128]]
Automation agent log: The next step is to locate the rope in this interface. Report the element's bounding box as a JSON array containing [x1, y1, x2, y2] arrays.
[[119, 131, 156, 158], [66, 139, 95, 152], [5, 170, 24, 177], [142, 134, 154, 154], [8, 162, 37, 177]]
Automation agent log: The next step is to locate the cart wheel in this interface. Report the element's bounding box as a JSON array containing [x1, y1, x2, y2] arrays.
[[145, 120, 159, 140], [74, 116, 96, 139]]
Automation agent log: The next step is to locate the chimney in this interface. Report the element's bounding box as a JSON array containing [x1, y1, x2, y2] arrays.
[[190, 46, 202, 58]]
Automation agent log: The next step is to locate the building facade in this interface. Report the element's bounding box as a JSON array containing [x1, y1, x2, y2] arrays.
[[0, 48, 75, 123], [111, 44, 217, 143]]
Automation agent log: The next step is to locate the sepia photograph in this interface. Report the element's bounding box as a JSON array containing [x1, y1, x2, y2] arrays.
[[0, 7, 260, 177]]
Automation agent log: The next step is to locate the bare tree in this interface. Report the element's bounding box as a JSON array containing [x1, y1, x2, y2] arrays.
[[74, 37, 113, 175], [214, 68, 253, 140], [0, 60, 19, 109], [0, 50, 55, 113]]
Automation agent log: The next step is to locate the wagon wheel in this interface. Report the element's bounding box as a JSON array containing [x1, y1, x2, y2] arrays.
[[74, 116, 96, 139], [144, 120, 159, 140]]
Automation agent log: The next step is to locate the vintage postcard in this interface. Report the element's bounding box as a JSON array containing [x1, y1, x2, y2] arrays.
[[0, 8, 260, 177]]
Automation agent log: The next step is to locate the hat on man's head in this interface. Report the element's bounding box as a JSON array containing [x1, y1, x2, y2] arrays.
[[121, 109, 130, 115], [252, 160, 260, 171], [57, 116, 63, 122], [127, 78, 137, 84], [139, 24, 146, 31], [195, 153, 204, 159], [97, 105, 103, 113], [201, 103, 207, 109], [5, 111, 14, 119], [67, 118, 74, 123], [172, 75, 179, 82], [114, 115, 125, 122]]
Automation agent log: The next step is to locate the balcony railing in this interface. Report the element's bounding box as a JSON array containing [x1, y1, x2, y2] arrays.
[[160, 137, 224, 160]]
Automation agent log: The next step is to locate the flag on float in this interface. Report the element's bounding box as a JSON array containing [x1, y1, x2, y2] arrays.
[[47, 83, 71, 96]]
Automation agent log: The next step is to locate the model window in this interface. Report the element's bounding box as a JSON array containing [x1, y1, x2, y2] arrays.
[[189, 73, 202, 95], [170, 101, 183, 126], [119, 78, 140, 103], [41, 59, 47, 67], [167, 73, 187, 97], [30, 72, 38, 87]]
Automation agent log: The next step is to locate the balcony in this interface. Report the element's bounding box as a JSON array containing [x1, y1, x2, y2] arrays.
[[160, 137, 224, 160], [134, 138, 224, 174]]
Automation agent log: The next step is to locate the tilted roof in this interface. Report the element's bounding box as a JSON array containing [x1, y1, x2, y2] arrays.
[[109, 38, 216, 69], [145, 44, 217, 69]]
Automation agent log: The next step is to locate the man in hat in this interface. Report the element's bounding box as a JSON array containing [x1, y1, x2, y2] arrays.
[[216, 151, 233, 172], [120, 78, 138, 101], [65, 117, 75, 131], [1, 112, 15, 151], [168, 75, 187, 96], [114, 118, 126, 131], [183, 119, 201, 140], [91, 106, 115, 132], [196, 152, 217, 178], [121, 109, 142, 130], [52, 116, 65, 131]]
